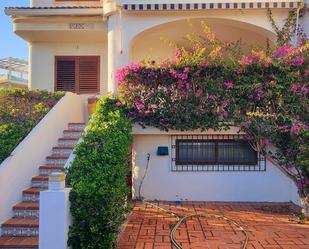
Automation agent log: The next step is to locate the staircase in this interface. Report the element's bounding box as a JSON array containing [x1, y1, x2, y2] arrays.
[[0, 123, 85, 249]]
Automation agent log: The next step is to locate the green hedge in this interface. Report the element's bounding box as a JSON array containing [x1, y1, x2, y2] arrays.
[[0, 88, 63, 163], [67, 97, 133, 249]]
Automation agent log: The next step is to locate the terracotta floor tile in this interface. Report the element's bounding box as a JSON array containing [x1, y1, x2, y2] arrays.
[[117, 202, 309, 249]]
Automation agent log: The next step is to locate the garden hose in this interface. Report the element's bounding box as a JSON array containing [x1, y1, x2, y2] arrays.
[[137, 153, 151, 200], [144, 201, 249, 249], [140, 154, 249, 249], [170, 213, 249, 249]]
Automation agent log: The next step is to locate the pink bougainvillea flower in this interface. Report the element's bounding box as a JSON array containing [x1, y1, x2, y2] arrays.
[[185, 82, 192, 90], [224, 81, 234, 89], [222, 99, 230, 108], [177, 80, 183, 89], [273, 46, 293, 58], [135, 101, 145, 111], [222, 111, 228, 118], [201, 61, 210, 67], [245, 133, 254, 141], [184, 67, 190, 73], [262, 57, 272, 67], [301, 85, 308, 95], [208, 95, 218, 101], [291, 84, 299, 93], [115, 101, 122, 107], [264, 138, 271, 145], [290, 122, 301, 135], [175, 49, 182, 59], [286, 56, 305, 66], [195, 89, 203, 97]]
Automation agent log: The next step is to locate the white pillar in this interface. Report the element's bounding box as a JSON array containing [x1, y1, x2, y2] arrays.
[[107, 12, 129, 94], [39, 173, 71, 249]]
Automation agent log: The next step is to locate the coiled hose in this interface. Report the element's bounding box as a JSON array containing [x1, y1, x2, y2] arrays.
[[139, 154, 249, 249], [145, 201, 249, 249]]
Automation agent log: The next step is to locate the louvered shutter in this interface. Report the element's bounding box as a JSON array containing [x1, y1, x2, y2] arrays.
[[55, 57, 76, 92], [78, 57, 100, 94]]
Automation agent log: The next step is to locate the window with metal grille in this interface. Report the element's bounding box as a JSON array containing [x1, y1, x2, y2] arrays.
[[172, 135, 265, 172], [55, 56, 100, 94]]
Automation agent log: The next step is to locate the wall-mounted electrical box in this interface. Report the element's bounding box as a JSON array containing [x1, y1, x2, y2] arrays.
[[157, 146, 169, 156]]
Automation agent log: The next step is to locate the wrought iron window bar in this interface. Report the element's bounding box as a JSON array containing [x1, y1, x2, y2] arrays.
[[171, 134, 266, 172]]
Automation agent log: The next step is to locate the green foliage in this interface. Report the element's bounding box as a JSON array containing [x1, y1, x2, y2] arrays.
[[117, 41, 309, 195], [0, 123, 29, 162], [0, 88, 63, 163], [67, 97, 133, 249]]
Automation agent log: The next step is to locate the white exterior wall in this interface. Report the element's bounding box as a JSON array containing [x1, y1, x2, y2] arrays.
[[132, 129, 300, 204], [0, 93, 85, 227], [30, 42, 108, 94], [39, 188, 71, 249]]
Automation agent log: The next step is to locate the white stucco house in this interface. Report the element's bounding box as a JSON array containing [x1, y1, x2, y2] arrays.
[[0, 0, 308, 248]]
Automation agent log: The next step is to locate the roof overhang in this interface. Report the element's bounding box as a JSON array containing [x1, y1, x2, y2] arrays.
[[5, 7, 103, 17]]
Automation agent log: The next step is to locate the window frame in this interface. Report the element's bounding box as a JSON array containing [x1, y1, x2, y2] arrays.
[[175, 139, 258, 166], [55, 56, 100, 94]]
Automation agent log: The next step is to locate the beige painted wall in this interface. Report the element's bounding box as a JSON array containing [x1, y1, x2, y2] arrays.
[[132, 133, 300, 203], [131, 18, 275, 63], [30, 42, 108, 94]]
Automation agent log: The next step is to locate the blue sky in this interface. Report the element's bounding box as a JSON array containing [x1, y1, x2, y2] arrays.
[[0, 0, 28, 61]]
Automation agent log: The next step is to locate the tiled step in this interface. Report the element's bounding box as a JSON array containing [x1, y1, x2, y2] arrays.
[[68, 122, 86, 131], [63, 130, 83, 138], [58, 138, 79, 147], [13, 203, 39, 220], [1, 219, 39, 237], [22, 188, 44, 203], [0, 121, 85, 248], [0, 236, 38, 249], [31, 176, 48, 189], [45, 155, 69, 165], [39, 165, 64, 176], [52, 146, 74, 156]]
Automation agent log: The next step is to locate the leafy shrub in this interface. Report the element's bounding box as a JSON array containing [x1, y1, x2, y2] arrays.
[[67, 97, 133, 249], [0, 88, 63, 163]]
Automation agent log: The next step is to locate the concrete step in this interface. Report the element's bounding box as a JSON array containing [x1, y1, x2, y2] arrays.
[[52, 146, 74, 156], [39, 165, 64, 176], [1, 219, 39, 237], [0, 236, 38, 249], [58, 138, 79, 147], [68, 122, 86, 131], [13, 203, 39, 220], [31, 176, 48, 189], [22, 188, 44, 203], [45, 155, 69, 165], [63, 130, 83, 139]]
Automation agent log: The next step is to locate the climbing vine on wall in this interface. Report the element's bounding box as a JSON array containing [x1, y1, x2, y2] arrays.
[[267, 1, 307, 46], [116, 26, 309, 197]]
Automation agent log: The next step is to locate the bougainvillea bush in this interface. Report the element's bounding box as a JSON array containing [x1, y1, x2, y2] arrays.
[[116, 42, 309, 197], [0, 88, 64, 163]]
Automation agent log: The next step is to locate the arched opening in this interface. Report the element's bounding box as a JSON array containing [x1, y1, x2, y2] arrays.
[[130, 18, 276, 63]]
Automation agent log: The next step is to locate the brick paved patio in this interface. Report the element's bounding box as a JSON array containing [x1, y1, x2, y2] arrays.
[[117, 202, 309, 249]]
